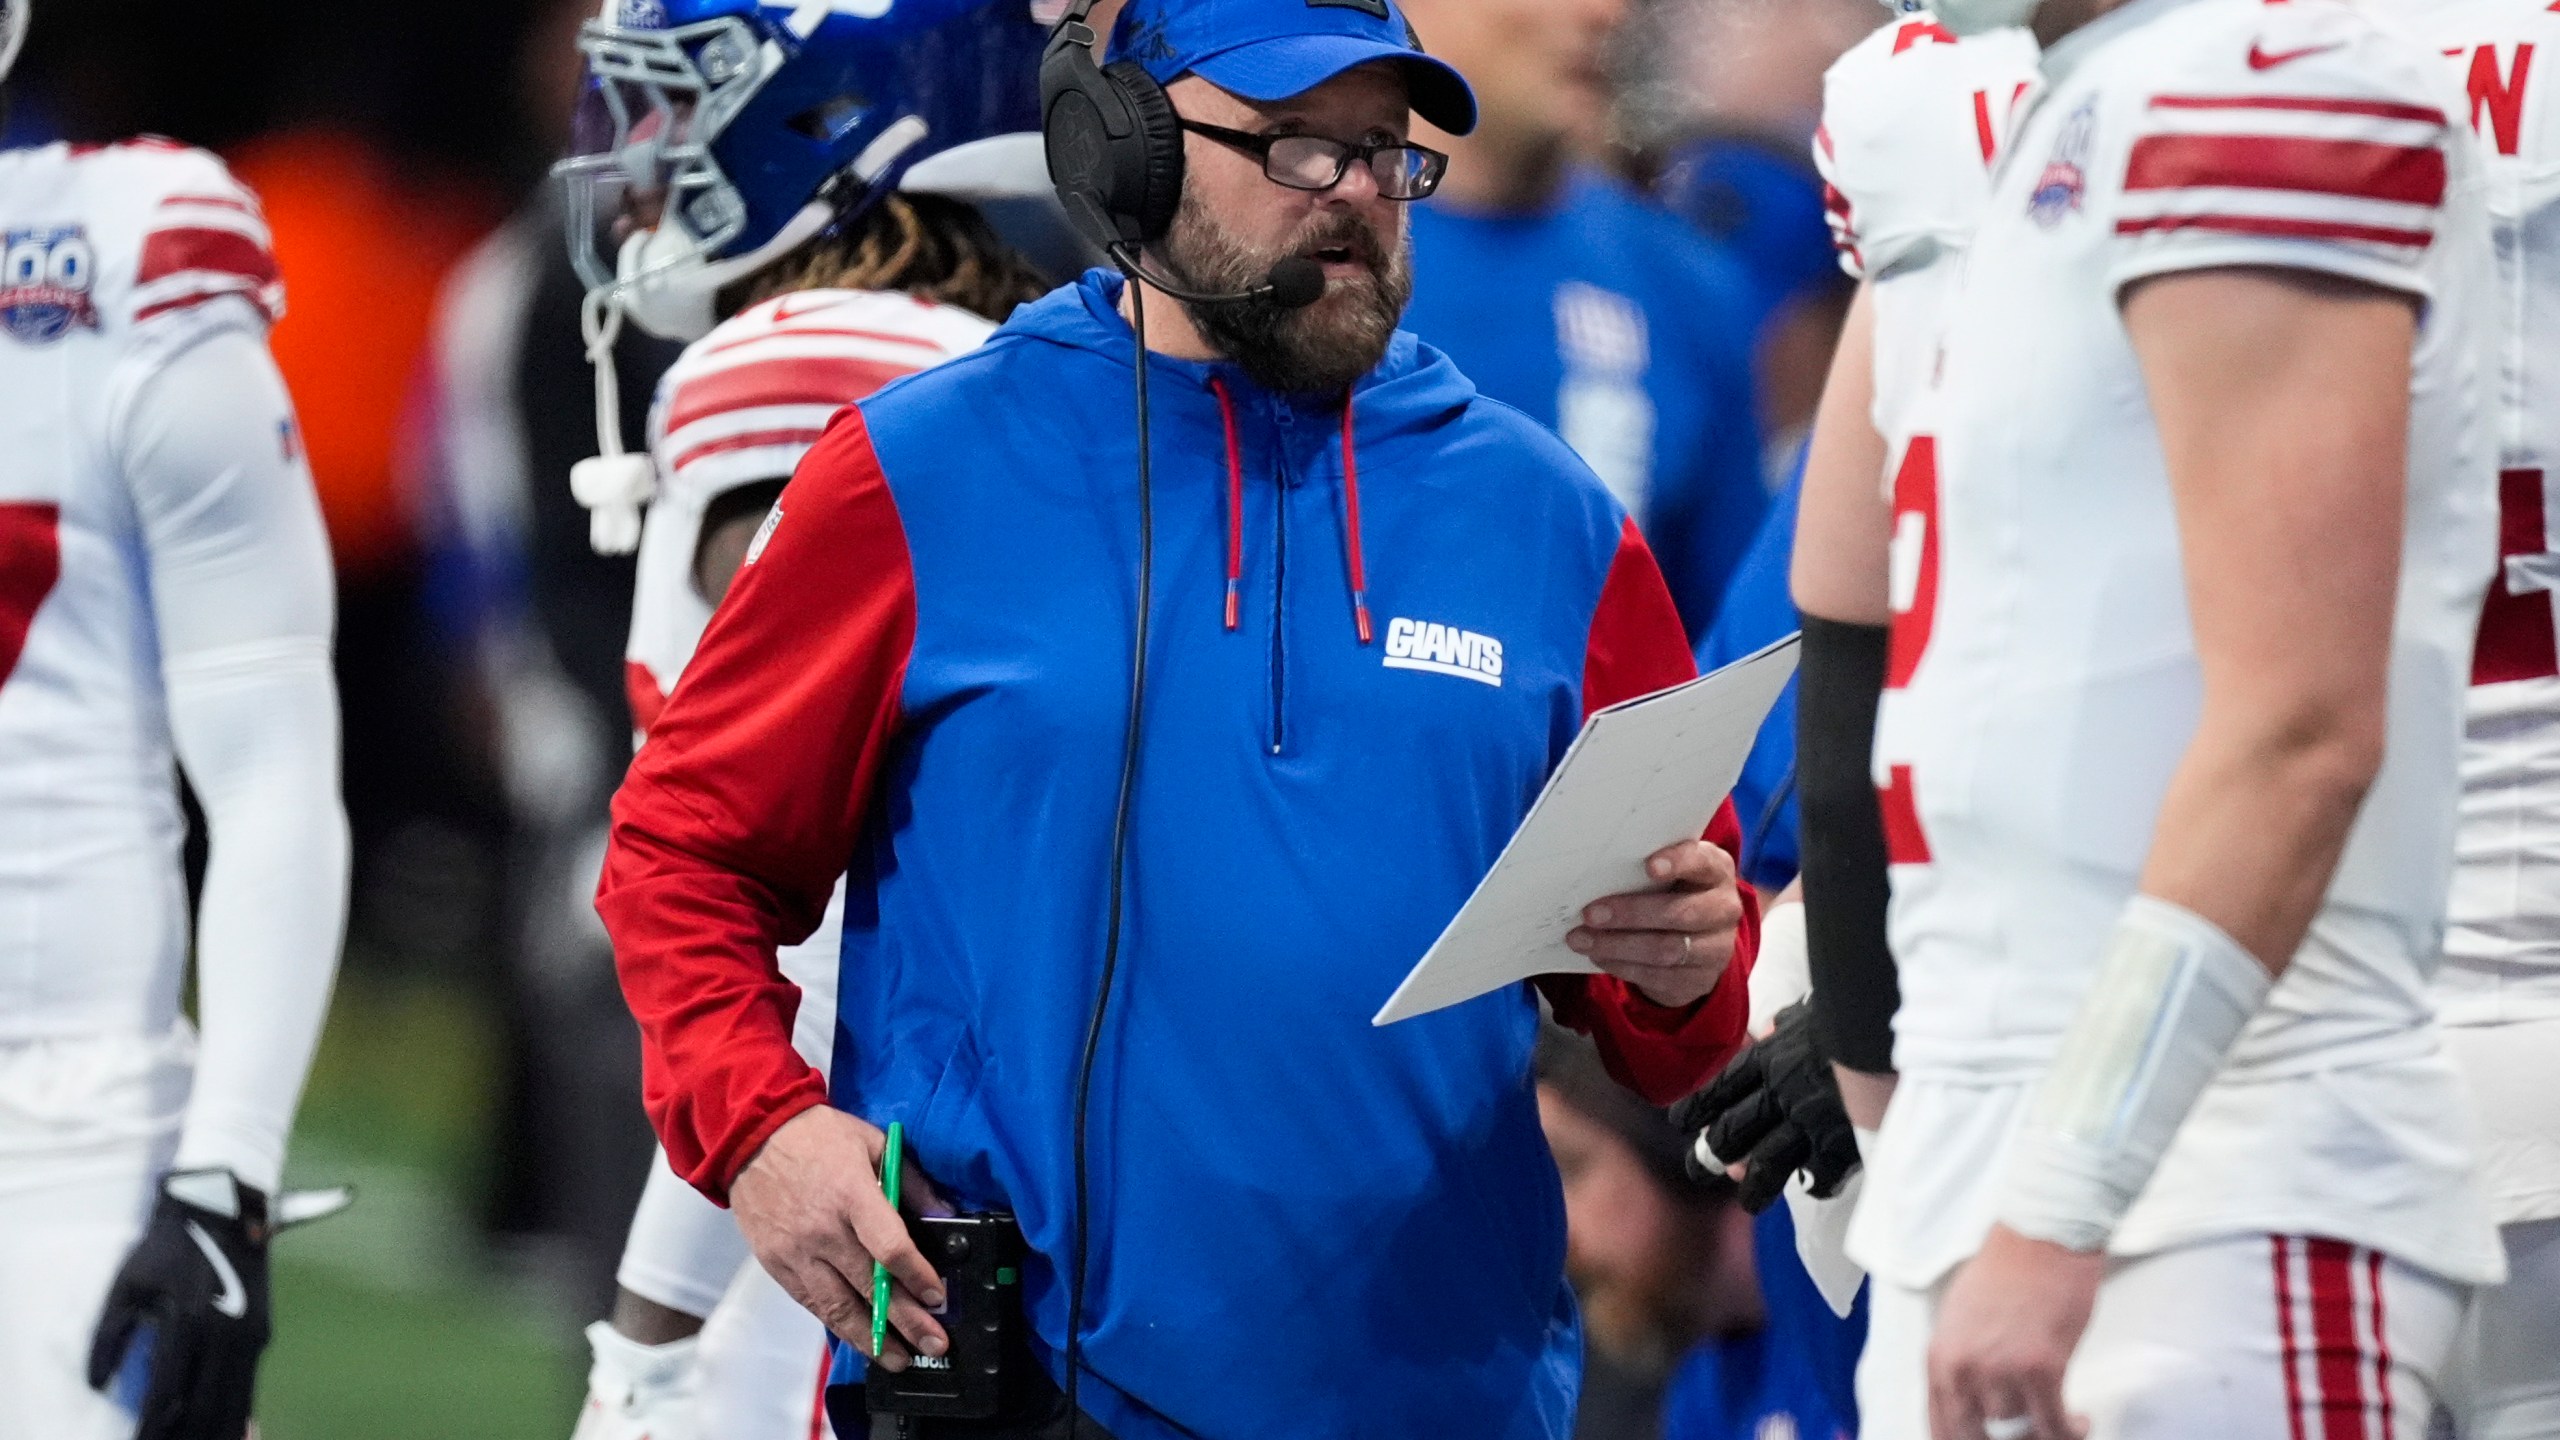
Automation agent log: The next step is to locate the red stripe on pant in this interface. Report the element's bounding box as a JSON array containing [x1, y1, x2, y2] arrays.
[[2274, 1236, 2312, 1440], [2367, 1249, 2395, 1440], [2307, 1238, 2370, 1440]]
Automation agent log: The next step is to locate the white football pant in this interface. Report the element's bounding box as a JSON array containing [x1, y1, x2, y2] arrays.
[[0, 1033, 190, 1440], [1861, 1232, 2469, 1440]]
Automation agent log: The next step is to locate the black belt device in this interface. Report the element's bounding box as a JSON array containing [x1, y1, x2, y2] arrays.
[[863, 1212, 1032, 1421]]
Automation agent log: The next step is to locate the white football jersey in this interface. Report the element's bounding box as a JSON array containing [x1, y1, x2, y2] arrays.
[[1815, 13, 2042, 452], [0, 140, 286, 1040], [1815, 14, 2042, 909], [2416, 0, 2560, 1030], [624, 288, 993, 735], [1854, 0, 2505, 1289]]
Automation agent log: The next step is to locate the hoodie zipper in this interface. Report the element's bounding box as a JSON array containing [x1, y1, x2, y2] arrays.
[[1205, 380, 1372, 759]]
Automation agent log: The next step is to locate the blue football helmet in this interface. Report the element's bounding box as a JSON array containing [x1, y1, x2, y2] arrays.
[[558, 0, 1054, 342]]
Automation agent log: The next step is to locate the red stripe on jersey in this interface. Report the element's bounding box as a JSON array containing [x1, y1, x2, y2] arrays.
[[2113, 212, 2433, 247], [2474, 469, 2558, 685], [1815, 124, 1836, 160], [2273, 1238, 2312, 1440], [160, 193, 259, 215], [702, 325, 953, 360], [0, 503, 62, 696], [2306, 1239, 2367, 1440], [2124, 134, 2446, 206], [665, 356, 920, 433], [668, 427, 830, 474], [1975, 89, 1999, 162], [1879, 765, 1932, 865], [2149, 93, 2449, 125], [136, 225, 279, 289], [132, 287, 278, 324]]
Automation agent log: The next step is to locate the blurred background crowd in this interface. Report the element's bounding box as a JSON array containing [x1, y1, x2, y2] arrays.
[[3, 0, 1889, 1434]]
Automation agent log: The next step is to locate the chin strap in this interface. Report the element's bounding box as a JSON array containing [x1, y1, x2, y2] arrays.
[[572, 288, 657, 556]]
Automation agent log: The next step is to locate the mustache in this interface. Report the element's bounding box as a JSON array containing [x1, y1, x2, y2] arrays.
[[1287, 213, 1390, 271]]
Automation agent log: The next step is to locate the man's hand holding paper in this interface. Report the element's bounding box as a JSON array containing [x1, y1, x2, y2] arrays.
[[1566, 838, 1746, 1008]]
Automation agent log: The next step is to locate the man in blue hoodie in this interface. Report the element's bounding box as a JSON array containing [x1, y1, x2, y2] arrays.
[[597, 4, 1763, 1437]]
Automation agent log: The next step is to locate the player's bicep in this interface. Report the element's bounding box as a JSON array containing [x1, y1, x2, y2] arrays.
[[118, 326, 333, 660], [2123, 267, 2411, 719], [1791, 286, 1892, 626]]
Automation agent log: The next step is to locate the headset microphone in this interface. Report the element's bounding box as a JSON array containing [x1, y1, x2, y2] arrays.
[[1108, 244, 1328, 311]]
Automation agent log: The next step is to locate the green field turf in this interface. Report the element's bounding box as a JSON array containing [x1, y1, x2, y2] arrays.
[[253, 974, 582, 1438]]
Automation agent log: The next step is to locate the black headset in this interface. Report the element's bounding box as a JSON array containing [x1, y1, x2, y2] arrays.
[[1041, 0, 1188, 252]]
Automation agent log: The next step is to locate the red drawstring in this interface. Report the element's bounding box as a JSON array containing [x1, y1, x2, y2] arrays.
[[1207, 378, 1373, 646], [1340, 395, 1373, 646], [1209, 377, 1244, 631]]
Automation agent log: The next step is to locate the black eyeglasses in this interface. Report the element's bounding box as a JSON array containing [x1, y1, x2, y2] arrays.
[[1179, 121, 1448, 201]]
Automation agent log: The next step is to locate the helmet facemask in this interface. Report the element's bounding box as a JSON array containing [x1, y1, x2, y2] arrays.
[[556, 12, 808, 341]]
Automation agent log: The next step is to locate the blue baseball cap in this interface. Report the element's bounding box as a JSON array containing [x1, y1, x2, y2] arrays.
[[1111, 0, 1478, 137]]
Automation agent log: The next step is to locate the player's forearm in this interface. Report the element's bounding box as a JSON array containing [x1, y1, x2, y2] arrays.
[[168, 650, 351, 1192], [2135, 703, 2382, 974]]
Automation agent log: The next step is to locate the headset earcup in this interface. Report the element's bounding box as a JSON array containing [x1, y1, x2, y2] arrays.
[[1104, 60, 1186, 244], [1040, 25, 1121, 250]]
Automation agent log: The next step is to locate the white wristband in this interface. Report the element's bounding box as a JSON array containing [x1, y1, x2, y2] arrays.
[[1748, 902, 1812, 1035], [1997, 895, 2272, 1252]]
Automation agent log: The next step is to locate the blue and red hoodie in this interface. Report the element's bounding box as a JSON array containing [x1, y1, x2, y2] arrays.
[[597, 270, 1759, 1440]]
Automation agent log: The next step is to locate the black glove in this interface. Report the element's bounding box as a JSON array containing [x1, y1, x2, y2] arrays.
[[87, 1169, 273, 1440], [1670, 1001, 1861, 1213]]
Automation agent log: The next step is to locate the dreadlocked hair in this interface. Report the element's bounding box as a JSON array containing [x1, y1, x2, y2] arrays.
[[717, 192, 1052, 325]]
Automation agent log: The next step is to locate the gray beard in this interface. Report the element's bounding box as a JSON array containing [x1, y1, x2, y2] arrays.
[[1156, 193, 1413, 396]]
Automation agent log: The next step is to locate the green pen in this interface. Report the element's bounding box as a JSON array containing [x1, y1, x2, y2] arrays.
[[873, 1121, 903, 1360]]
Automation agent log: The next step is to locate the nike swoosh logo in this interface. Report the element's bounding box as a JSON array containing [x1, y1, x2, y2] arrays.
[[2249, 41, 2342, 70], [770, 296, 837, 324], [185, 1221, 248, 1320]]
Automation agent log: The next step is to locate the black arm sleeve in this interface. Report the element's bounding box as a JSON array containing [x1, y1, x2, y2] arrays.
[[1796, 613, 1899, 1074]]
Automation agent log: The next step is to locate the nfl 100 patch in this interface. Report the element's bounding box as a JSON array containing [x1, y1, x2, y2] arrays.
[[2030, 99, 2098, 229], [0, 227, 100, 343]]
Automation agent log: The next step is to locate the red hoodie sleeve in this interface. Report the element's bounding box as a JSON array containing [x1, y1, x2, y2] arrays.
[[597, 409, 914, 1202], [1534, 517, 1760, 1105]]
